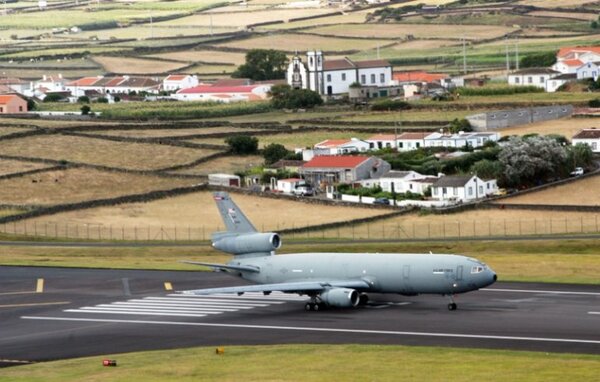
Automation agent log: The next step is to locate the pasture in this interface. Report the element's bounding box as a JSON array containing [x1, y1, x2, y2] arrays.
[[91, 56, 189, 74], [500, 176, 600, 206], [0, 158, 51, 176], [500, 117, 597, 138], [0, 135, 220, 170], [147, 50, 247, 66], [81, 126, 260, 139], [170, 154, 263, 176]]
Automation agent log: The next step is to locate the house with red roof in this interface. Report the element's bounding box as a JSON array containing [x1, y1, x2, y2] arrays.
[[287, 50, 392, 96], [302, 137, 370, 161], [556, 46, 600, 64], [552, 59, 584, 74], [0, 94, 27, 114], [393, 71, 448, 84], [162, 74, 199, 92], [299, 155, 390, 187], [65, 76, 161, 96], [172, 84, 272, 103], [366, 134, 398, 150], [572, 128, 600, 152]]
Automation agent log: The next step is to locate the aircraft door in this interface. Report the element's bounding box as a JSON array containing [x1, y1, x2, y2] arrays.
[[402, 265, 410, 281], [456, 265, 463, 281]]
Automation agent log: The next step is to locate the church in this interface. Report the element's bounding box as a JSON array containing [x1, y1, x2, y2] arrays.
[[286, 51, 393, 96]]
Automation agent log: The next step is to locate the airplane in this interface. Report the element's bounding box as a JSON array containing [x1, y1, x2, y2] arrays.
[[181, 192, 497, 311]]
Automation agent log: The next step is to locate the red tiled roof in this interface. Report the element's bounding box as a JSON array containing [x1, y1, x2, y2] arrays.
[[165, 74, 187, 81], [367, 134, 396, 141], [573, 128, 600, 139], [562, 59, 584, 67], [393, 71, 447, 83], [278, 178, 303, 182], [0, 94, 23, 104], [558, 46, 600, 58], [314, 139, 351, 148], [177, 85, 264, 94], [398, 132, 431, 140], [67, 77, 101, 86], [303, 155, 369, 168], [212, 78, 253, 87], [323, 58, 355, 71]]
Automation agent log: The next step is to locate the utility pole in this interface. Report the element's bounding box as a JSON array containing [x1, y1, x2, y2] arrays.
[[462, 35, 467, 75], [515, 38, 520, 71], [505, 36, 510, 74]]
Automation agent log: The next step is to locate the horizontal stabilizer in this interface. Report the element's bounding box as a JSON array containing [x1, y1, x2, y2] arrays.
[[180, 260, 260, 273], [181, 279, 370, 295]]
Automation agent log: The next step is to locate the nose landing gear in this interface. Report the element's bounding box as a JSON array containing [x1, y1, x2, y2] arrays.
[[447, 295, 457, 311]]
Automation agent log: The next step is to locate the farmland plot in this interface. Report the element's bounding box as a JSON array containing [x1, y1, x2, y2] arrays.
[[0, 135, 220, 171], [500, 176, 600, 206], [170, 154, 263, 176], [0, 158, 51, 177], [500, 117, 598, 138], [147, 50, 247, 65], [78, 127, 262, 139], [92, 56, 189, 74]]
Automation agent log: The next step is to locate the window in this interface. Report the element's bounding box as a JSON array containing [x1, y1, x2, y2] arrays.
[[539, 76, 545, 83], [527, 76, 533, 84], [399, 142, 404, 148], [380, 73, 385, 83], [479, 186, 483, 195], [468, 187, 473, 196], [19, 106, 23, 112], [360, 74, 366, 84], [416, 142, 420, 148], [0, 106, 3, 113], [342, 73, 346, 81], [326, 74, 331, 82], [593, 142, 598, 150], [515, 77, 520, 84], [471, 266, 485, 274], [370, 74, 376, 84]]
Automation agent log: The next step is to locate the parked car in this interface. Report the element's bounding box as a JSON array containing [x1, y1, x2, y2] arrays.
[[293, 185, 314, 196], [570, 167, 584, 176], [493, 188, 508, 196], [373, 197, 390, 205]]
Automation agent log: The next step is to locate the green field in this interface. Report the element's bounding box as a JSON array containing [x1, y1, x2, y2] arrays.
[[2, 344, 599, 382]]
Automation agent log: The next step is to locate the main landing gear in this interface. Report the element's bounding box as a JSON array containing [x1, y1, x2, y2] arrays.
[[305, 302, 323, 311], [447, 295, 457, 311]]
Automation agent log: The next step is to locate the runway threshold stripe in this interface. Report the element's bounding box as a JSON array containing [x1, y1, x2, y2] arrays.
[[484, 288, 600, 296], [72, 307, 224, 314], [112, 302, 254, 310], [173, 293, 307, 301], [94, 304, 239, 312], [62, 310, 208, 318], [145, 297, 274, 306], [22, 316, 600, 345], [589, 312, 600, 315]]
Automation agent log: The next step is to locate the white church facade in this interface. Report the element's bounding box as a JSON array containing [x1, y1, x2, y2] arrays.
[[287, 51, 392, 96]]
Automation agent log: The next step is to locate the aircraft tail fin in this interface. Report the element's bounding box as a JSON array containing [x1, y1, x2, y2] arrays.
[[213, 192, 257, 234]]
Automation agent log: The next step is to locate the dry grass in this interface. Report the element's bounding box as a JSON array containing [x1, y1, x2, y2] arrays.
[[0, 118, 121, 129], [308, 23, 518, 41], [0, 168, 195, 205], [391, 39, 461, 52], [15, 191, 389, 239], [0, 158, 51, 176], [92, 56, 188, 74], [0, 126, 32, 136], [188, 63, 236, 74], [217, 33, 391, 52], [516, 0, 598, 6], [80, 127, 259, 139], [317, 209, 600, 240], [500, 117, 597, 138], [171, 154, 263, 176], [158, 8, 333, 28], [500, 176, 600, 206], [147, 50, 247, 65], [259, 12, 368, 30], [0, 135, 220, 170], [528, 10, 599, 21]]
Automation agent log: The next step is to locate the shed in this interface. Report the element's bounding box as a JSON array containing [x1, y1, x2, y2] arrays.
[[208, 173, 241, 187]]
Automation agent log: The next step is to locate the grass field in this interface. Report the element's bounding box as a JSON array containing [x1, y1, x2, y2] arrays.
[[92, 56, 189, 74], [216, 33, 391, 53], [81, 126, 259, 139], [0, 158, 51, 176], [0, 135, 220, 170], [308, 23, 518, 41], [500, 176, 600, 206], [2, 344, 599, 382], [170, 154, 263, 176], [0, 168, 196, 206], [500, 116, 597, 138], [0, 126, 33, 137], [517, 0, 598, 7], [147, 50, 247, 65], [258, 12, 368, 31], [187, 63, 235, 75]]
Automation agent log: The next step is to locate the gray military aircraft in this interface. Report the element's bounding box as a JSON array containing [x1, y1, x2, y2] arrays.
[[182, 192, 497, 311]]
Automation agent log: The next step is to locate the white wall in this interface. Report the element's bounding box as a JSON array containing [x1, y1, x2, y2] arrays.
[[573, 138, 600, 153]]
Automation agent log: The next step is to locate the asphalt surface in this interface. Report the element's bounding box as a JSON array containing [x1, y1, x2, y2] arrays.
[[1, 266, 600, 367]]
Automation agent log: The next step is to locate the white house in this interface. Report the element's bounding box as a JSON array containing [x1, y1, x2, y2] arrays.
[[276, 178, 306, 193], [572, 128, 600, 152], [556, 46, 600, 65], [173, 84, 272, 102], [162, 74, 199, 92], [424, 132, 500, 149], [431, 175, 497, 202], [576, 61, 600, 81], [303, 138, 370, 160], [552, 59, 583, 74], [546, 73, 577, 93], [366, 134, 397, 150], [287, 51, 392, 96], [508, 68, 559, 89], [66, 76, 161, 95], [379, 170, 437, 194], [397, 132, 431, 152]]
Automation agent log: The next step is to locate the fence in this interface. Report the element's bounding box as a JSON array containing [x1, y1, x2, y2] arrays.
[[2, 215, 600, 242]]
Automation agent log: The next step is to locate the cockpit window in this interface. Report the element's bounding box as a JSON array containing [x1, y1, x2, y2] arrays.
[[471, 266, 485, 274]]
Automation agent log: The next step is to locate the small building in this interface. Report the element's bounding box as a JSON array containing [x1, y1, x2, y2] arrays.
[[556, 46, 600, 65], [546, 73, 577, 93], [424, 132, 500, 148], [572, 128, 600, 152], [163, 74, 199, 92], [576, 61, 600, 81], [0, 94, 27, 114], [379, 170, 435, 194], [208, 173, 241, 187], [366, 134, 397, 150], [303, 138, 370, 161], [276, 178, 305, 193], [508, 68, 559, 89], [430, 175, 497, 202], [397, 132, 431, 152], [264, 159, 305, 174], [552, 59, 583, 74], [300, 155, 391, 187], [173, 84, 272, 102]]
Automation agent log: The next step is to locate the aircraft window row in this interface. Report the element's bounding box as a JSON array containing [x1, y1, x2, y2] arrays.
[[471, 266, 485, 274]]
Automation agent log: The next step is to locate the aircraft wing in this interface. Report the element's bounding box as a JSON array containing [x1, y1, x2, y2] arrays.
[[180, 260, 260, 273], [181, 279, 371, 295]]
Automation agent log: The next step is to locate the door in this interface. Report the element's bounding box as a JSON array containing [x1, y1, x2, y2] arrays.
[[327, 86, 333, 96], [456, 265, 463, 281], [403, 265, 410, 281]]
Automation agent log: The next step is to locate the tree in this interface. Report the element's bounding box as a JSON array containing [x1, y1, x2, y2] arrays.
[[232, 49, 288, 81], [263, 143, 290, 165], [448, 118, 472, 134], [470, 159, 504, 180], [498, 136, 568, 186], [269, 84, 323, 109], [225, 135, 259, 155], [520, 51, 557, 68], [43, 93, 64, 102], [80, 105, 91, 115], [568, 143, 593, 169], [77, 96, 90, 103], [96, 97, 108, 103], [26, 98, 37, 111]]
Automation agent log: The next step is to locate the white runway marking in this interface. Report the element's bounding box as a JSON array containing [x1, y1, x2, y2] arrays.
[[483, 288, 600, 296], [21, 316, 600, 345], [62, 292, 305, 318], [589, 312, 600, 315]]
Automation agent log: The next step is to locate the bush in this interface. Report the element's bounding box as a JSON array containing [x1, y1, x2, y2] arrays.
[[589, 98, 600, 108], [269, 84, 323, 109], [77, 96, 90, 104], [448, 118, 472, 134], [225, 135, 259, 155], [370, 99, 411, 111], [520, 51, 557, 68], [43, 94, 65, 103], [263, 143, 290, 165], [96, 97, 109, 103], [454, 86, 543, 96], [80, 105, 91, 115]]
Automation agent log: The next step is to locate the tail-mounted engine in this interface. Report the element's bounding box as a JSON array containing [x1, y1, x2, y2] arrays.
[[212, 232, 281, 256]]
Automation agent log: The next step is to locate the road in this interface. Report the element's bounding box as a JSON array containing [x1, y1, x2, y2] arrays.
[[1, 266, 599, 367]]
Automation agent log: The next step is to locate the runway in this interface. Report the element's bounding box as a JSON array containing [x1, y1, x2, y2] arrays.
[[1, 266, 599, 367]]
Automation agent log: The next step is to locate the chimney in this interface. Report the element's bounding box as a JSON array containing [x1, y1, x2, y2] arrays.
[[43, 75, 46, 81]]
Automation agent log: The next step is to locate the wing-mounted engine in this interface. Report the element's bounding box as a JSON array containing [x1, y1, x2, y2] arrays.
[[212, 232, 281, 256], [319, 288, 359, 308]]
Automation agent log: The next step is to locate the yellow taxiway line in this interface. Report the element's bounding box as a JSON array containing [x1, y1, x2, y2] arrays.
[[164, 282, 173, 291], [0, 301, 69, 309], [36, 278, 44, 293]]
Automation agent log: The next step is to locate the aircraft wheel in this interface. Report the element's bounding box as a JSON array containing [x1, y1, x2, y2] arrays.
[[448, 303, 457, 311], [313, 303, 320, 311], [305, 303, 313, 311], [359, 293, 369, 305]]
